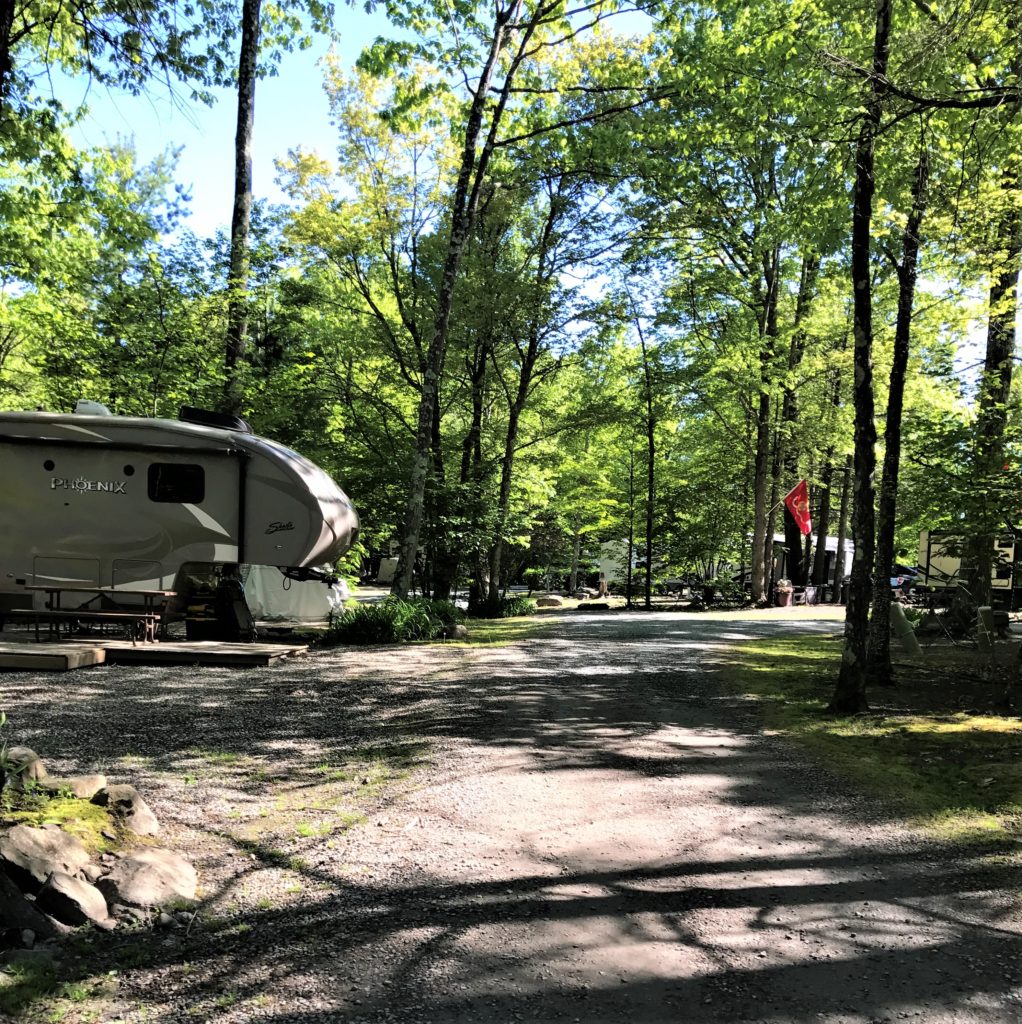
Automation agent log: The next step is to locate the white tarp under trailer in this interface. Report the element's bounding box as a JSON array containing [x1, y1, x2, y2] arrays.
[[244, 565, 348, 624]]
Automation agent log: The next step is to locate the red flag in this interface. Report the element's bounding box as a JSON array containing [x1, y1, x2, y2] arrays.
[[784, 479, 812, 536]]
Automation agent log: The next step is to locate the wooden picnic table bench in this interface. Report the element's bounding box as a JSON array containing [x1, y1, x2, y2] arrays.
[[8, 586, 176, 644]]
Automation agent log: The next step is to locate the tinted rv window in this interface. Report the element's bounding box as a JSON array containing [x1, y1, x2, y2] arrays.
[[148, 463, 205, 503]]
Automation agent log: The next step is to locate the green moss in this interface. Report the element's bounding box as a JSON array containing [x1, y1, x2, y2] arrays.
[[719, 635, 1022, 846], [1, 791, 117, 855]]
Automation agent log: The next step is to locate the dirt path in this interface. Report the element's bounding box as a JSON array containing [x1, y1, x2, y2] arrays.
[[3, 610, 1022, 1022]]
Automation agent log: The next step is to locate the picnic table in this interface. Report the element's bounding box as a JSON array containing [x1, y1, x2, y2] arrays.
[[6, 586, 176, 644]]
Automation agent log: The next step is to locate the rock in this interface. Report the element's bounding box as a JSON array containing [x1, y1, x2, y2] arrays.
[[536, 596, 563, 607], [80, 863, 105, 884], [157, 912, 176, 929], [98, 849, 197, 909], [444, 623, 469, 640], [6, 746, 47, 785], [37, 774, 108, 800], [36, 872, 114, 929], [92, 784, 159, 835], [0, 826, 91, 889], [0, 871, 58, 939], [21, 929, 35, 948]]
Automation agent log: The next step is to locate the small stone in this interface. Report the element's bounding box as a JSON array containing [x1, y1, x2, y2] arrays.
[[80, 864, 104, 884], [20, 929, 35, 949], [158, 912, 176, 929]]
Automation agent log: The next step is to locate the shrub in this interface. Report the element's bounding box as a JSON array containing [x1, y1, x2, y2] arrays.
[[327, 598, 462, 645], [467, 595, 537, 619]]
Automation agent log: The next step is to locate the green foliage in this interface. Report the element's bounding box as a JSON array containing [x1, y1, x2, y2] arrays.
[[467, 595, 536, 619], [327, 597, 462, 644]]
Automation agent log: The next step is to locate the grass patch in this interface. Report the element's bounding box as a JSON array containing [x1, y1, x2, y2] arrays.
[[0, 959, 59, 1017], [720, 634, 1022, 844], [447, 616, 545, 646]]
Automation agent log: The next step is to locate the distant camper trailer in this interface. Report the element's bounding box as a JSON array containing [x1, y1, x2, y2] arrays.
[[0, 406, 359, 614], [917, 530, 1018, 607]]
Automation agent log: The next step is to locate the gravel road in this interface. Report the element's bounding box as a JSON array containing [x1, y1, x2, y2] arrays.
[[2, 610, 1021, 1023]]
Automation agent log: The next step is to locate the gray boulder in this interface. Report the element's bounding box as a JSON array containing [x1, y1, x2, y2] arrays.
[[91, 784, 159, 835], [0, 871, 58, 939], [37, 774, 107, 800], [37, 872, 115, 929], [5, 745, 47, 785], [0, 825, 91, 889], [98, 849, 197, 909], [536, 596, 563, 607]]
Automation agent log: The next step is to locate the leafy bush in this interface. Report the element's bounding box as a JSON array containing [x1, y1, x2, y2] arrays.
[[467, 595, 537, 619], [327, 598, 462, 645]]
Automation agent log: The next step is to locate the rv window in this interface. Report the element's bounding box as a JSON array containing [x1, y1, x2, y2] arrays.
[[148, 463, 205, 503]]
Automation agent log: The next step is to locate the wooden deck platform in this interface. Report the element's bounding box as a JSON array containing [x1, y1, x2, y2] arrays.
[[0, 642, 106, 672], [0, 635, 308, 670], [96, 640, 309, 667]]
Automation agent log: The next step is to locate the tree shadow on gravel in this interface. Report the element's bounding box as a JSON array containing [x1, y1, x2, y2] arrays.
[[2, 613, 1021, 1021], [36, 836, 1022, 1023]]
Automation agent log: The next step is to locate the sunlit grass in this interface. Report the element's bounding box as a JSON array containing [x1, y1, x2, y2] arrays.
[[720, 635, 1022, 845]]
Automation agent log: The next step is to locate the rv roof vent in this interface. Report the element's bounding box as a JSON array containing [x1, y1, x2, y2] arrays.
[[178, 405, 252, 433], [74, 400, 112, 416]]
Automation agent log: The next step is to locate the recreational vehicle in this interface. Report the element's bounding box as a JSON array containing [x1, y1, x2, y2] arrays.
[[917, 530, 1018, 608], [0, 406, 359, 617]]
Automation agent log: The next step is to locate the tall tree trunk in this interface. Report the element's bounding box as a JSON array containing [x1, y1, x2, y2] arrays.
[[828, 0, 890, 714], [568, 525, 582, 595], [488, 189, 561, 602], [626, 447, 636, 609], [223, 0, 261, 416], [750, 252, 780, 603], [868, 144, 929, 685], [779, 253, 821, 586], [636, 317, 656, 610], [392, 1, 526, 599], [812, 461, 834, 586], [963, 172, 1022, 610], [833, 454, 852, 600], [0, 0, 14, 115]]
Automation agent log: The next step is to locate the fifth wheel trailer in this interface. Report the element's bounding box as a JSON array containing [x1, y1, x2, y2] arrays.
[[0, 406, 359, 615], [916, 530, 1018, 608]]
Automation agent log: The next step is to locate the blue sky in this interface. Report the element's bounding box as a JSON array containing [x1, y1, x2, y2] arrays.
[[61, 8, 386, 236]]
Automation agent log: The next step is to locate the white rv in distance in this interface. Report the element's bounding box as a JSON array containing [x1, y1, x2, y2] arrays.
[[917, 530, 1018, 608], [0, 405, 359, 613]]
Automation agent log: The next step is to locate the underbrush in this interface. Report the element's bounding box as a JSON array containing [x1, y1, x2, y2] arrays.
[[720, 635, 1022, 845], [326, 597, 462, 644], [467, 595, 537, 619]]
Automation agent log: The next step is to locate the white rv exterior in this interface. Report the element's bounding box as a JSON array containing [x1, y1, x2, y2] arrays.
[[0, 410, 359, 606], [917, 530, 1016, 598]]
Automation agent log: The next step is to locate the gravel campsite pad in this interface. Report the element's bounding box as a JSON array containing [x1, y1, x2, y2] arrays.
[[2, 610, 1021, 1023]]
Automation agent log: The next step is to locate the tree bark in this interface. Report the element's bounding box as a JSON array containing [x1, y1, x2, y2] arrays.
[[223, 0, 261, 416], [488, 189, 561, 602], [833, 454, 852, 599], [829, 0, 890, 713], [636, 316, 656, 610], [962, 172, 1022, 609], [867, 144, 929, 685], [392, 1, 527, 599], [750, 251, 780, 603], [779, 253, 821, 587], [0, 0, 14, 115]]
